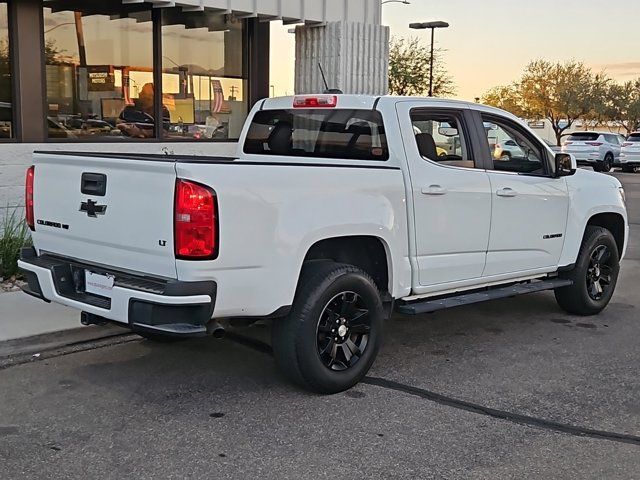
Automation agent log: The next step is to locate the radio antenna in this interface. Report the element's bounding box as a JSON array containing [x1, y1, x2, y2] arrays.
[[318, 63, 330, 92]]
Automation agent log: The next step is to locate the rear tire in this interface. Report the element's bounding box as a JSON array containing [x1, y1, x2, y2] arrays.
[[601, 153, 614, 172], [272, 262, 385, 394], [554, 226, 620, 316], [622, 165, 638, 173]]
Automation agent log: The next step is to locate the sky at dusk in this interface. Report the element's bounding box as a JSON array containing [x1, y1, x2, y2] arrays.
[[270, 0, 640, 101]]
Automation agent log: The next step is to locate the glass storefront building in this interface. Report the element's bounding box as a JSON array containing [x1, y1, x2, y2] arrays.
[[1, 0, 269, 144]]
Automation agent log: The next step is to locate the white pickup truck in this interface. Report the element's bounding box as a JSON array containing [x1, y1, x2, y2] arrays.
[[19, 95, 629, 393]]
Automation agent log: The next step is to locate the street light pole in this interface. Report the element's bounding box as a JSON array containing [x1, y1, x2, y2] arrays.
[[429, 27, 435, 97], [409, 21, 450, 97]]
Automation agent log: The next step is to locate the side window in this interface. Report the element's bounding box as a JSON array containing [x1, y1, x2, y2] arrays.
[[607, 135, 619, 145], [410, 110, 476, 169], [482, 115, 549, 175]]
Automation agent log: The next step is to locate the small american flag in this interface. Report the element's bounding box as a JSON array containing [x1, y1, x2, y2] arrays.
[[211, 79, 231, 114]]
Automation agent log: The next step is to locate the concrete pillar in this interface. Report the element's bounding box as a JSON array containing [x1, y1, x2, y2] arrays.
[[295, 21, 389, 96], [10, 0, 47, 142]]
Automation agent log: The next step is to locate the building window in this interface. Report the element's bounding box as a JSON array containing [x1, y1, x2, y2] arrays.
[[44, 4, 154, 140], [0, 2, 13, 139], [161, 9, 246, 141]]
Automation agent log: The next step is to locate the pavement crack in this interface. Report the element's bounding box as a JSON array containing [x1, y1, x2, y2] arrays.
[[226, 334, 640, 447], [363, 376, 640, 447], [5, 331, 639, 448]]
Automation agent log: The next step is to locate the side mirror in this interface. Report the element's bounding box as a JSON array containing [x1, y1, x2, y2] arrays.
[[555, 153, 577, 177], [438, 127, 458, 137]]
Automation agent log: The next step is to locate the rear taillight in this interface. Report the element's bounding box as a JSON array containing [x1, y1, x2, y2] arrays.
[[564, 141, 573, 145], [174, 179, 218, 260], [586, 142, 603, 146], [25, 166, 35, 231], [622, 142, 632, 147]]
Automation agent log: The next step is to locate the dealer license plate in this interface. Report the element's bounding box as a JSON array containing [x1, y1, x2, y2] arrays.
[[84, 271, 115, 298]]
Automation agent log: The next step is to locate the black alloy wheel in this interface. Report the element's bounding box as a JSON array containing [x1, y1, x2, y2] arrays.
[[316, 291, 371, 371], [586, 245, 615, 301]]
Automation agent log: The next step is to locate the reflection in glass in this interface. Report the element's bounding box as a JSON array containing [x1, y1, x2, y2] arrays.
[[162, 9, 247, 141], [0, 2, 13, 139], [44, 5, 154, 139]]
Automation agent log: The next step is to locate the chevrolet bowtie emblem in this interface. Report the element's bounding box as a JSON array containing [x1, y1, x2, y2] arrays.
[[80, 199, 107, 218]]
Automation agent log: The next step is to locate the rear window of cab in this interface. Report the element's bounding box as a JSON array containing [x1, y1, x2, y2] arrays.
[[243, 109, 389, 161], [627, 133, 640, 142], [567, 132, 600, 141]]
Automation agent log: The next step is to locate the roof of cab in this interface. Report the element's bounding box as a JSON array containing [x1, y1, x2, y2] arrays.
[[260, 94, 518, 120]]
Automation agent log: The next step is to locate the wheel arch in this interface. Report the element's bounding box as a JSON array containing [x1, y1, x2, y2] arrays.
[[300, 235, 393, 297], [586, 212, 625, 258]]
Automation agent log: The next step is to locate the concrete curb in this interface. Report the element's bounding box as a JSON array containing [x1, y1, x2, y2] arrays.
[[0, 324, 131, 359]]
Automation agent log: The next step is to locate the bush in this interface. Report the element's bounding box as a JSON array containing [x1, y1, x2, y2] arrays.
[[0, 206, 32, 279]]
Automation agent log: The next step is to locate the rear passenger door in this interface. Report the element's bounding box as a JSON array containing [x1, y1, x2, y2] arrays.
[[474, 111, 569, 277], [397, 102, 492, 290], [606, 134, 622, 160]]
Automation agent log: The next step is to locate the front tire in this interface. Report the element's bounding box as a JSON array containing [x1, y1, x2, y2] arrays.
[[555, 226, 620, 316], [272, 262, 385, 394], [622, 165, 638, 173]]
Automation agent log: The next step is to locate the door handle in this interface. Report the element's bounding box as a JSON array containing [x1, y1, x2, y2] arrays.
[[496, 187, 517, 197], [421, 185, 447, 196]]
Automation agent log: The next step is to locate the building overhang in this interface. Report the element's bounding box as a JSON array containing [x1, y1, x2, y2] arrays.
[[44, 0, 381, 26]]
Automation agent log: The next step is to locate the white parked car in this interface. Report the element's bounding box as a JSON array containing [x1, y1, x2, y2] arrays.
[[561, 131, 621, 172], [19, 95, 628, 393], [620, 132, 640, 173]]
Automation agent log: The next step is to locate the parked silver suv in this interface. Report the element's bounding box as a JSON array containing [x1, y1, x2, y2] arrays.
[[562, 132, 621, 172]]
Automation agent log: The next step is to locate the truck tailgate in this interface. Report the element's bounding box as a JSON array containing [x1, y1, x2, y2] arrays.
[[32, 152, 178, 279]]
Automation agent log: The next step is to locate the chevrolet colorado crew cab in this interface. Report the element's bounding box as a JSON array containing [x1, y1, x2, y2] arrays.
[[19, 95, 629, 394]]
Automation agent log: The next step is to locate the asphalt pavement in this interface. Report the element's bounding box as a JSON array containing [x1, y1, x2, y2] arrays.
[[0, 172, 639, 479]]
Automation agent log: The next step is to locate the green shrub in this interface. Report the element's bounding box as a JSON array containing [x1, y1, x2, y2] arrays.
[[0, 206, 32, 279]]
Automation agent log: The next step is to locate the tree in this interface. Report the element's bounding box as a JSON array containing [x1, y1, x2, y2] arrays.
[[608, 79, 640, 134], [483, 60, 609, 145], [581, 73, 613, 130], [388, 37, 455, 97], [521, 60, 608, 145], [482, 84, 526, 117]]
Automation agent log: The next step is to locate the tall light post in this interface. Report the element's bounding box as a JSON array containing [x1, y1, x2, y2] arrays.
[[409, 21, 449, 97]]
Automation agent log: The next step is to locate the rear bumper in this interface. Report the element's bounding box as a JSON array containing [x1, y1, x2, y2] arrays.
[[18, 248, 216, 337], [616, 152, 640, 166], [576, 160, 597, 166], [564, 151, 599, 164]]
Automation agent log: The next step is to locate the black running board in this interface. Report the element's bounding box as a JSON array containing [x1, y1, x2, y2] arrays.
[[396, 278, 573, 315]]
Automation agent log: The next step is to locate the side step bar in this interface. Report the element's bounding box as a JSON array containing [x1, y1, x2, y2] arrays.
[[396, 278, 573, 315]]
